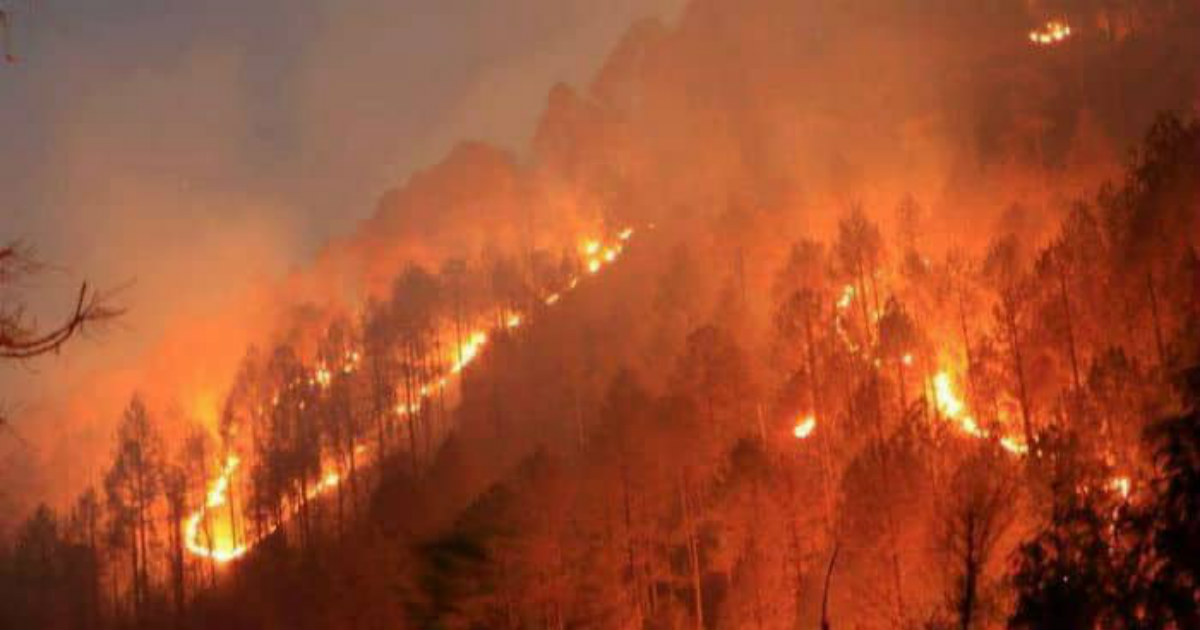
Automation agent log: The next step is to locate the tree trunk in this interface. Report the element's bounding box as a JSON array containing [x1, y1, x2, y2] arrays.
[[1058, 261, 1083, 393], [1146, 270, 1168, 370], [680, 475, 705, 630], [869, 374, 906, 625], [820, 542, 840, 630], [620, 448, 644, 623], [804, 306, 835, 528], [405, 344, 420, 477], [958, 515, 979, 630], [957, 288, 980, 411], [1003, 297, 1035, 453], [129, 537, 140, 623], [855, 261, 873, 347]]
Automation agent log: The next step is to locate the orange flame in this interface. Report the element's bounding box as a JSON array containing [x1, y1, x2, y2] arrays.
[[933, 371, 1028, 456], [184, 455, 248, 563], [793, 415, 817, 440], [1029, 20, 1072, 46]]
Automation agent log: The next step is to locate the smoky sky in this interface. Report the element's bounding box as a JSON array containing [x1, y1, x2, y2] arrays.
[[0, 0, 684, 401]]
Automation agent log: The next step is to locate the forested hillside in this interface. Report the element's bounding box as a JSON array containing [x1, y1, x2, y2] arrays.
[[2, 0, 1198, 629]]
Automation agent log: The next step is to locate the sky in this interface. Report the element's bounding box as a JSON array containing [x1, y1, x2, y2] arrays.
[[0, 0, 684, 405]]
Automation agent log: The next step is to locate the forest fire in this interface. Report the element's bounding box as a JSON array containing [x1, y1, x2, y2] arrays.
[[181, 227, 639, 563], [6, 2, 1200, 629]]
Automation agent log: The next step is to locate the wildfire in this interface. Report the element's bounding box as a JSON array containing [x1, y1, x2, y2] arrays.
[[837, 284, 855, 310], [183, 226, 639, 563], [933, 371, 1028, 456], [1029, 20, 1072, 46], [184, 455, 248, 563], [450, 331, 489, 374], [834, 283, 870, 359], [793, 415, 817, 440], [1109, 475, 1131, 499], [314, 365, 332, 388], [581, 232, 628, 276]]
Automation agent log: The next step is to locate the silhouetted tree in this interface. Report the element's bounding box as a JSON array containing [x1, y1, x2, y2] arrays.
[[104, 395, 164, 624]]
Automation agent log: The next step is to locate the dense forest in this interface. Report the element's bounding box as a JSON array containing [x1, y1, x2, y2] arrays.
[[3, 0, 1199, 629]]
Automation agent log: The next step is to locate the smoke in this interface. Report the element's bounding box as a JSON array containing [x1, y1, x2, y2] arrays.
[[0, 0, 686, 511], [4, 0, 1197, 518]]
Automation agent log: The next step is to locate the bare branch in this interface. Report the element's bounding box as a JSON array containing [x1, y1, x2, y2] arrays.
[[0, 243, 127, 360]]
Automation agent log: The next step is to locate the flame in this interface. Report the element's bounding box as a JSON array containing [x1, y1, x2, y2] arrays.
[[183, 227, 639, 562], [1109, 475, 1131, 499], [793, 415, 817, 439], [933, 372, 967, 419], [836, 284, 855, 311], [834, 284, 863, 356], [184, 455, 248, 563], [451, 331, 489, 374], [314, 365, 332, 388], [933, 371, 1028, 456], [1029, 20, 1072, 46]]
